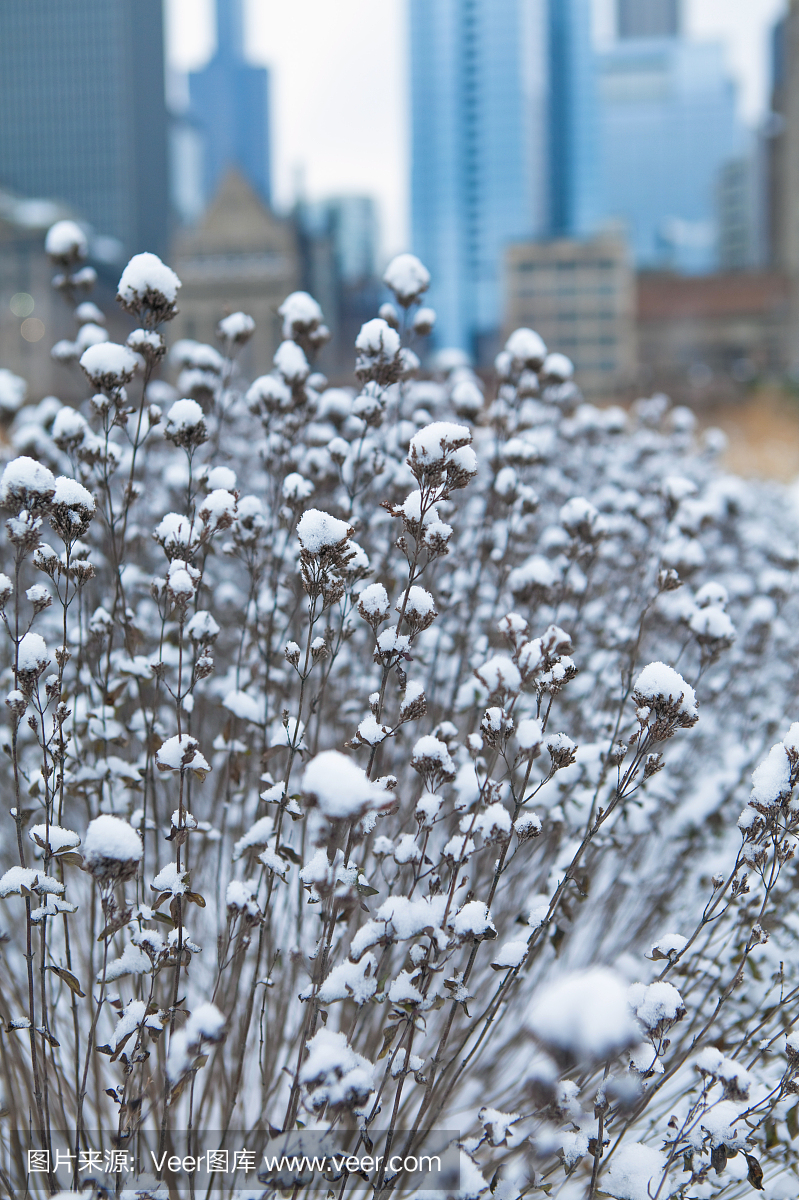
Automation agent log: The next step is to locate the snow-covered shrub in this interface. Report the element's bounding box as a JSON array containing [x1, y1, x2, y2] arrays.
[[0, 241, 798, 1198]]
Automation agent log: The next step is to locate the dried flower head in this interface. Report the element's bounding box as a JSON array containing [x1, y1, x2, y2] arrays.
[[117, 252, 181, 325]]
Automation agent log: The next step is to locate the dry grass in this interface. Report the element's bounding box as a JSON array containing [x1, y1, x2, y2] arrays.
[[701, 387, 799, 482]]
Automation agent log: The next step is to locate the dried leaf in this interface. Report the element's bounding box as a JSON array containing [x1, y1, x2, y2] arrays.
[[279, 844, 302, 865], [377, 1023, 400, 1060], [711, 1144, 727, 1175], [47, 965, 85, 997], [57, 851, 83, 867], [787, 1103, 799, 1141], [746, 1154, 764, 1191]]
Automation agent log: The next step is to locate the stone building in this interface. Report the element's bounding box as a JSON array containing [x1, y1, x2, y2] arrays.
[[170, 169, 300, 379]]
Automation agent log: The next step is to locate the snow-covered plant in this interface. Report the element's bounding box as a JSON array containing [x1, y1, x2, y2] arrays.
[[1, 237, 799, 1200]]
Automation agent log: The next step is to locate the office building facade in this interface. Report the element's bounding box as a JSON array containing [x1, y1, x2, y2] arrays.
[[770, 6, 799, 276], [598, 35, 742, 273], [325, 197, 378, 287], [547, 0, 601, 238], [717, 145, 768, 273], [409, 0, 548, 355], [503, 233, 635, 397], [768, 1, 799, 360], [0, 0, 170, 260], [409, 0, 607, 356]]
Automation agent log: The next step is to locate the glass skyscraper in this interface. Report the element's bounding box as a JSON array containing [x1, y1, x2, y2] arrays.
[[409, 0, 606, 355], [189, 0, 271, 208], [0, 0, 170, 260], [598, 32, 742, 273], [409, 0, 548, 355], [547, 0, 601, 238]]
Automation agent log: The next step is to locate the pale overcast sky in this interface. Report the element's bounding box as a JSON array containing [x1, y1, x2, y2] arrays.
[[166, 0, 786, 260]]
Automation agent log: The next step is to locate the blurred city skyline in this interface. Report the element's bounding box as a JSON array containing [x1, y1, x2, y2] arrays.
[[167, 0, 785, 259], [2, 0, 798, 404]]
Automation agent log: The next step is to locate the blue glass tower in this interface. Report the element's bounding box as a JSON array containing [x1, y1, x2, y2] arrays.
[[189, 0, 271, 207], [409, 0, 548, 355], [598, 10, 742, 272], [547, 0, 601, 237], [0, 0, 170, 259]]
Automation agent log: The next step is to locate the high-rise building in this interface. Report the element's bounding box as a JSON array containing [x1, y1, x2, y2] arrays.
[[294, 195, 382, 375], [717, 146, 768, 273], [598, 34, 742, 273], [768, 2, 799, 360], [0, 0, 170, 260], [188, 0, 271, 209], [769, 9, 799, 275], [618, 0, 680, 40], [547, 0, 601, 238], [326, 197, 378, 287], [170, 109, 206, 230], [769, 13, 789, 272], [409, 0, 548, 355]]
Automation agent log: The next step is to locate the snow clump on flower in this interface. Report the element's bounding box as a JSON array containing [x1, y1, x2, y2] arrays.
[[302, 750, 389, 820], [80, 343, 138, 389], [274, 340, 310, 384], [117, 252, 181, 323], [156, 735, 211, 779], [604, 1143, 667, 1200], [50, 476, 96, 539], [299, 1027, 374, 1113], [1, 456, 55, 512], [632, 661, 698, 730], [279, 291, 324, 340], [167, 1002, 225, 1083], [355, 319, 401, 385], [296, 509, 352, 555], [217, 311, 255, 345], [164, 398, 208, 450], [45, 220, 88, 264], [383, 253, 430, 306], [83, 815, 143, 883], [505, 327, 547, 370], [0, 369, 27, 417], [527, 968, 637, 1062], [542, 352, 574, 381]]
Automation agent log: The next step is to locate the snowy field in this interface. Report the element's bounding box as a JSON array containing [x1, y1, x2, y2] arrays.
[[0, 226, 798, 1198]]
